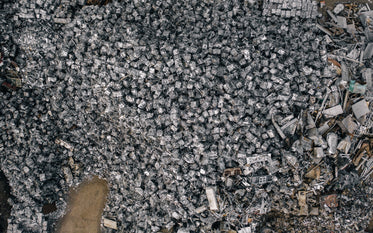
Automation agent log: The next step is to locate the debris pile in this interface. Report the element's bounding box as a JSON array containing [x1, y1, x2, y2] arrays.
[[0, 58, 22, 91], [262, 0, 319, 18], [317, 3, 373, 76], [315, 2, 373, 181], [0, 1, 22, 92], [0, 0, 372, 232]]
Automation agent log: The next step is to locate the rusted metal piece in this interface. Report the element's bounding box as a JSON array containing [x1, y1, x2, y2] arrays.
[[1, 60, 22, 89], [327, 57, 341, 68], [10, 61, 19, 69], [1, 81, 17, 90], [297, 191, 308, 216], [223, 168, 242, 177], [86, 0, 111, 5], [320, 194, 338, 208], [298, 191, 307, 207], [353, 140, 372, 166], [305, 165, 321, 180], [330, 26, 345, 36]]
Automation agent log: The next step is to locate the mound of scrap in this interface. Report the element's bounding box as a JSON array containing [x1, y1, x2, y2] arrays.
[[0, 0, 372, 232]]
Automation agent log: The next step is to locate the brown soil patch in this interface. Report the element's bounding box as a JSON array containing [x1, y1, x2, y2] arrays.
[[57, 176, 108, 233]]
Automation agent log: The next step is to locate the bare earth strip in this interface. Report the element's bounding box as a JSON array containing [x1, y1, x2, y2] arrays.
[[57, 177, 108, 233]]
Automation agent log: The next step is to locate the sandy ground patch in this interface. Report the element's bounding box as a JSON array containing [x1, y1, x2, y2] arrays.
[[57, 177, 108, 233]]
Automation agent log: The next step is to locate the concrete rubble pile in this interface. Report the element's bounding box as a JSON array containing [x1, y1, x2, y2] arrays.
[[0, 0, 372, 232]]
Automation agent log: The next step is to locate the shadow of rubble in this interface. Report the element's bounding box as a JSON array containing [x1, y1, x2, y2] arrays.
[[0, 170, 11, 233]]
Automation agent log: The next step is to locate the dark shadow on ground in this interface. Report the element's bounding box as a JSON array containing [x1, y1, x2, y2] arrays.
[[0, 170, 11, 233]]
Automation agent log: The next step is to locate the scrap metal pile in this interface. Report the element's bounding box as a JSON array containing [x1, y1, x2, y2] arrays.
[[262, 0, 319, 18], [0, 0, 372, 232]]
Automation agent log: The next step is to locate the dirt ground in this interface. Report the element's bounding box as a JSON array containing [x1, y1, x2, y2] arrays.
[[57, 177, 108, 233], [0, 170, 11, 233]]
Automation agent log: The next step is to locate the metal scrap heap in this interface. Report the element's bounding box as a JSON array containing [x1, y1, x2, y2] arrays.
[[0, 0, 372, 232]]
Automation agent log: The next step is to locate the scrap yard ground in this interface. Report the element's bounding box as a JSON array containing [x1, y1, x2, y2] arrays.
[[1, 0, 373, 232]]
